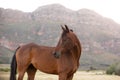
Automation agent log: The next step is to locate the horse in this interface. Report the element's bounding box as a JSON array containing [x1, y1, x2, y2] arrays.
[[10, 25, 82, 80]]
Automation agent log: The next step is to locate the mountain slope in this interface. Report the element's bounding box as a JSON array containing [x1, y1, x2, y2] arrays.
[[0, 4, 120, 69], [0, 46, 13, 63]]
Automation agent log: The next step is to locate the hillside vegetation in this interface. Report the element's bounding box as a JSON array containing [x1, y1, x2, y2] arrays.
[[0, 4, 120, 70], [0, 46, 13, 64]]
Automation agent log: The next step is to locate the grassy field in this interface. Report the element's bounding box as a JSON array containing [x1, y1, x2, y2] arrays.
[[0, 70, 120, 80], [0, 64, 120, 80]]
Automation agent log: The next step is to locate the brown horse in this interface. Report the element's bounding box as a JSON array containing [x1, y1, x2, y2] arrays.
[[10, 25, 82, 80]]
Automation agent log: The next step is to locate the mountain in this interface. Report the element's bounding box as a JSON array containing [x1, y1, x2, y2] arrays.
[[0, 4, 120, 70], [0, 46, 13, 64]]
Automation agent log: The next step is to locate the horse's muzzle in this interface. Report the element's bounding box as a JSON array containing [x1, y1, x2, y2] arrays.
[[53, 51, 61, 59]]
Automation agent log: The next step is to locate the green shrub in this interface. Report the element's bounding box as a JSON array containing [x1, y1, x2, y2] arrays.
[[106, 64, 116, 75], [115, 63, 120, 76], [0, 68, 10, 72], [90, 66, 97, 70], [106, 63, 120, 76]]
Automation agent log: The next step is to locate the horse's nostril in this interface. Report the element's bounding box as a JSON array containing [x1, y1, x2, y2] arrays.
[[53, 52, 61, 59], [53, 51, 56, 55], [53, 52, 56, 56]]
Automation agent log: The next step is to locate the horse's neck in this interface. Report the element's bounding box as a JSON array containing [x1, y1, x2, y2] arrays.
[[70, 43, 81, 66], [73, 35, 81, 60]]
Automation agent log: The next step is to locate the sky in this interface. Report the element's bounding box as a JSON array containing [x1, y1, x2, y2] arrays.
[[0, 0, 120, 23]]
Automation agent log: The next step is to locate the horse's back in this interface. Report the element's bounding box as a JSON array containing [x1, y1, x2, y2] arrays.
[[16, 42, 55, 61]]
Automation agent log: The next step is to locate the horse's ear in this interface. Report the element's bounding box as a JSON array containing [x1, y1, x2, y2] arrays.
[[61, 25, 66, 31], [64, 25, 69, 32]]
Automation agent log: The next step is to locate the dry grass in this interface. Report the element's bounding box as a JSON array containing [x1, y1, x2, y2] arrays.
[[0, 70, 120, 80]]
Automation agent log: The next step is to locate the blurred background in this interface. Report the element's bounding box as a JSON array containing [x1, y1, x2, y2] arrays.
[[0, 0, 120, 80]]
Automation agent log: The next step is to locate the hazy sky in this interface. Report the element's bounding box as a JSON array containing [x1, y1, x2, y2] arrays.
[[0, 0, 120, 23]]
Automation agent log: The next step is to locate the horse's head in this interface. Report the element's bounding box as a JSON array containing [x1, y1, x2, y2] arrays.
[[53, 25, 78, 58]]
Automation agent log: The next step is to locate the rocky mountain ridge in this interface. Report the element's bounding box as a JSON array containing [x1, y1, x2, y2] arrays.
[[0, 4, 120, 70]]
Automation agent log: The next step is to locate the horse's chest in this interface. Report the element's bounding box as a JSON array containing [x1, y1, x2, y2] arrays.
[[70, 59, 78, 73], [58, 56, 78, 73]]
